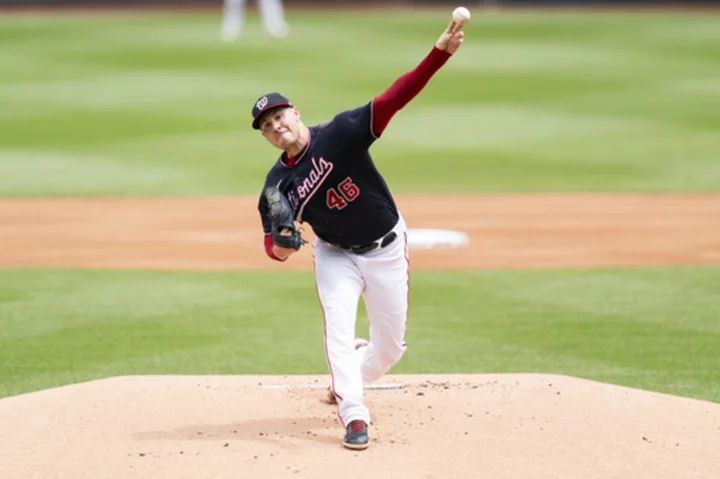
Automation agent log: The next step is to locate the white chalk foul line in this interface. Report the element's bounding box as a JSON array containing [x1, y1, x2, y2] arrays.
[[261, 383, 406, 391]]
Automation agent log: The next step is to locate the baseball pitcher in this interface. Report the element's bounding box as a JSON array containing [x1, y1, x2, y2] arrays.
[[253, 16, 466, 450]]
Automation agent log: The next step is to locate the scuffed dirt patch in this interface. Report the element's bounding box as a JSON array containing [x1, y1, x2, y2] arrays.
[[0, 194, 719, 271], [0, 374, 718, 479]]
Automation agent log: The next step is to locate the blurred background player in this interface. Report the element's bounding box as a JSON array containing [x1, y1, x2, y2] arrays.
[[221, 0, 290, 41]]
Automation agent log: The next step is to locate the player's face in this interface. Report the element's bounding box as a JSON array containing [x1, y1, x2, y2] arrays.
[[260, 107, 302, 150]]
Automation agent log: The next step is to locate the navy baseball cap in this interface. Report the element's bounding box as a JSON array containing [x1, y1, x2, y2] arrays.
[[251, 92, 293, 130]]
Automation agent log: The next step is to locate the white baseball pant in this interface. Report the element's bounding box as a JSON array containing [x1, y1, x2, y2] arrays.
[[313, 215, 410, 426], [221, 0, 289, 39]]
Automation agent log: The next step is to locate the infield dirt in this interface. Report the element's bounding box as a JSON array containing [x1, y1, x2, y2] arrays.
[[1, 374, 718, 479], [1, 194, 719, 271]]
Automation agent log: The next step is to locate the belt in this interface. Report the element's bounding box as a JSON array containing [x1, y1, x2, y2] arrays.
[[338, 231, 398, 255]]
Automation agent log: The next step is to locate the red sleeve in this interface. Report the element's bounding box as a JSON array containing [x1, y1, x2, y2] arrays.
[[372, 46, 452, 136], [264, 234, 287, 262]]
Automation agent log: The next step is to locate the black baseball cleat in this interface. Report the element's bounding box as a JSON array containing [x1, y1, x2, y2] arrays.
[[342, 420, 369, 450], [326, 386, 338, 405]]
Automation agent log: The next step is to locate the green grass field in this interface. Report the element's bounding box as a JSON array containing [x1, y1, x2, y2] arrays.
[[0, 9, 718, 402], [2, 268, 719, 401], [2, 9, 720, 195]]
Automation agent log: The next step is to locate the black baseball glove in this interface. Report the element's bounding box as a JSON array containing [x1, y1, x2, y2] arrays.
[[264, 186, 307, 251]]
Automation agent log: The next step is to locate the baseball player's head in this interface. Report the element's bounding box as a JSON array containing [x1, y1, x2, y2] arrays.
[[251, 93, 307, 151]]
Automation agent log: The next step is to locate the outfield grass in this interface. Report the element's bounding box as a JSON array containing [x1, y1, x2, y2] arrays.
[[1, 10, 720, 195], [1, 268, 718, 402]]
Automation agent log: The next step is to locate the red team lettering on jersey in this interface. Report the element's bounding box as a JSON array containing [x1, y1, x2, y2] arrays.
[[286, 156, 334, 212]]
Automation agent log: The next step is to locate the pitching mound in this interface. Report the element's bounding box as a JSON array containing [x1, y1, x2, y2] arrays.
[[1, 374, 717, 479]]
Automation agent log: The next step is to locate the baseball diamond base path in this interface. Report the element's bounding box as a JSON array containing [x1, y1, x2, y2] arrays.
[[0, 374, 718, 479], [1, 194, 720, 270]]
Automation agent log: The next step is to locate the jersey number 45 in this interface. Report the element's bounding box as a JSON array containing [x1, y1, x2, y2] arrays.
[[326, 177, 360, 210]]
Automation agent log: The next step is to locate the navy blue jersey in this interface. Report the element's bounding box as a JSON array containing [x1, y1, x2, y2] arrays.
[[258, 102, 399, 246]]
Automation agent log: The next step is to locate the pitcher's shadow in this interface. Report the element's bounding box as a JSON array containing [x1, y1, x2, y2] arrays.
[[134, 416, 338, 447]]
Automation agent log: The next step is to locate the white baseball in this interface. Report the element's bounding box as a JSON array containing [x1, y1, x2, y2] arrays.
[[452, 6, 471, 24]]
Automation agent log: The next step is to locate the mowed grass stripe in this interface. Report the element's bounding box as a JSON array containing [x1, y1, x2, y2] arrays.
[[0, 268, 718, 402], [1, 11, 719, 196]]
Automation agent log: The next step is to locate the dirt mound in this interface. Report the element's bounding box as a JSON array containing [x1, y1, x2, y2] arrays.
[[1, 374, 718, 478]]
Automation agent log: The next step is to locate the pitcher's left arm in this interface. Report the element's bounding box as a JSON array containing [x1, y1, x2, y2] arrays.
[[371, 20, 466, 136]]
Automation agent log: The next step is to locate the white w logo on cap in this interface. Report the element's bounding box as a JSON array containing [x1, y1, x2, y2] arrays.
[[256, 96, 269, 111]]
